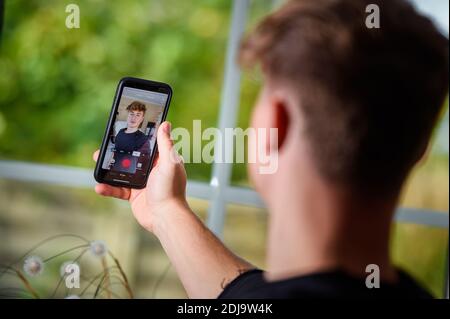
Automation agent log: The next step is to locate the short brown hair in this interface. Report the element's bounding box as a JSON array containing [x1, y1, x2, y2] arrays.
[[126, 101, 146, 113], [241, 0, 449, 193]]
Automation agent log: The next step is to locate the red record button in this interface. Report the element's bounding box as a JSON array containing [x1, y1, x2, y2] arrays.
[[121, 158, 131, 168]]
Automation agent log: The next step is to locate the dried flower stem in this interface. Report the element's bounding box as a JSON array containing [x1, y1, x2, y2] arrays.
[[15, 269, 40, 299], [101, 257, 112, 299], [110, 254, 134, 299]]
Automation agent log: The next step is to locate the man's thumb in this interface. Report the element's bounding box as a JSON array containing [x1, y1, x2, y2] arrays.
[[157, 121, 174, 160]]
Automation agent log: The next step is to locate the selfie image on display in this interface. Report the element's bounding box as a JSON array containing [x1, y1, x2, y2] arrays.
[[101, 86, 168, 184]]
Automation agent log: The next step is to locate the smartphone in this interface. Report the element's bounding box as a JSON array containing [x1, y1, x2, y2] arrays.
[[94, 77, 172, 189]]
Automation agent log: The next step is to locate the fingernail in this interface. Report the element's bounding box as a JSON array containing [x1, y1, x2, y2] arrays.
[[164, 122, 171, 134]]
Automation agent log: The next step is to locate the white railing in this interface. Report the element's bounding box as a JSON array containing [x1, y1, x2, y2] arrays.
[[0, 159, 447, 229]]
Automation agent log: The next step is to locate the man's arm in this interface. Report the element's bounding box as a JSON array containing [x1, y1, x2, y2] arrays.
[[153, 200, 254, 298]]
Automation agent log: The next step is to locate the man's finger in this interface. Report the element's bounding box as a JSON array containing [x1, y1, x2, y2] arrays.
[[152, 153, 160, 168], [157, 121, 174, 161], [95, 183, 130, 200], [93, 150, 100, 162]]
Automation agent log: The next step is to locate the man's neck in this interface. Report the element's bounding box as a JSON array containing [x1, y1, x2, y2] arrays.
[[125, 127, 138, 133], [264, 170, 399, 284]]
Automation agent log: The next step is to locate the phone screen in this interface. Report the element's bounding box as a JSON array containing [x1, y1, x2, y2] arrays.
[[96, 80, 171, 188]]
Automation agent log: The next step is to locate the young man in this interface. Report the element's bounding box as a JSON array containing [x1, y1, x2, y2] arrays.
[[93, 0, 448, 298], [110, 101, 149, 173]]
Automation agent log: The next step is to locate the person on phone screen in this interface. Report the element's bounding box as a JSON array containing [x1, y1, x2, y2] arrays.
[[94, 0, 448, 299], [111, 101, 149, 173]]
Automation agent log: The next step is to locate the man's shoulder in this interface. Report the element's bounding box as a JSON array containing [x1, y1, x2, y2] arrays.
[[218, 268, 434, 299]]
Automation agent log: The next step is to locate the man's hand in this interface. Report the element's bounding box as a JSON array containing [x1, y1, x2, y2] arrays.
[[93, 121, 253, 298], [93, 121, 188, 233]]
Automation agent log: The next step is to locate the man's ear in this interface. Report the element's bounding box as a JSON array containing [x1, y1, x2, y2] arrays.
[[270, 96, 290, 153]]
